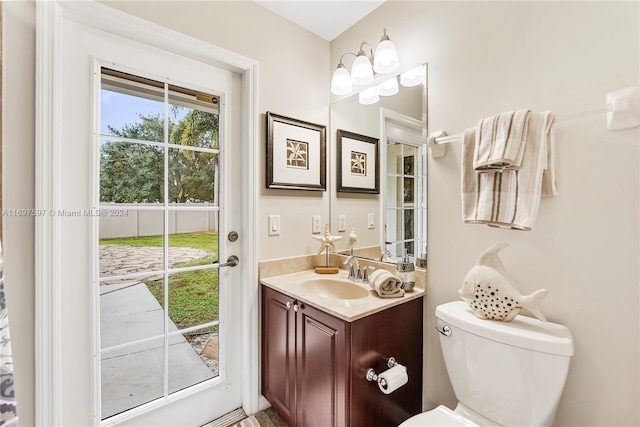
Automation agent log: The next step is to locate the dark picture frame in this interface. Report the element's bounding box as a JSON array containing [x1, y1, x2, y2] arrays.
[[336, 129, 379, 194], [266, 111, 326, 191]]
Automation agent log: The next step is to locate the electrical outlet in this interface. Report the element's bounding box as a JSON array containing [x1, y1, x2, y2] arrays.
[[338, 215, 346, 232], [268, 215, 280, 236], [312, 215, 321, 234], [367, 213, 375, 229]]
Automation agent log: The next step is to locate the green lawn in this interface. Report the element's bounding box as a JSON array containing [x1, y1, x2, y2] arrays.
[[145, 260, 219, 331], [100, 231, 218, 252], [100, 231, 219, 331]]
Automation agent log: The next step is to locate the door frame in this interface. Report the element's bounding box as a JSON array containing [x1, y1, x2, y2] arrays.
[[35, 2, 260, 425]]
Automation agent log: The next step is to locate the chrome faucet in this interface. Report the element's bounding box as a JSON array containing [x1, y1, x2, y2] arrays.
[[343, 255, 374, 283], [344, 255, 360, 280], [380, 249, 393, 262]]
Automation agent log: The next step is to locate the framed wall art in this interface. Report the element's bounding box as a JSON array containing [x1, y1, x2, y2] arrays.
[[336, 129, 379, 194], [266, 112, 326, 191]]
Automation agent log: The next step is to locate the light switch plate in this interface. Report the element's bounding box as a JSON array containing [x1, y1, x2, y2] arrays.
[[312, 215, 321, 234], [268, 215, 280, 236], [338, 215, 346, 232], [367, 213, 375, 229]]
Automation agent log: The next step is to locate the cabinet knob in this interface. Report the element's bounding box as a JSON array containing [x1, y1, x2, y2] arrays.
[[293, 303, 299, 312], [286, 301, 292, 310]]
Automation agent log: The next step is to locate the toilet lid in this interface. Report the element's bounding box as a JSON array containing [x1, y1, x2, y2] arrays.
[[399, 405, 476, 426]]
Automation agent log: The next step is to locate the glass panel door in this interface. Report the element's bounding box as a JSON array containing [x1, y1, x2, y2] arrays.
[[98, 69, 224, 420]]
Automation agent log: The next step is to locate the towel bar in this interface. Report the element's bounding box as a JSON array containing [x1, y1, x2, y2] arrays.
[[427, 86, 639, 159]]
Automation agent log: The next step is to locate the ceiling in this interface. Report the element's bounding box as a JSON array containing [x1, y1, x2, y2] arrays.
[[252, 1, 386, 41]]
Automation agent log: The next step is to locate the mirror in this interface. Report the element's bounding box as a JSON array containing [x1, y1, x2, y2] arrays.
[[329, 64, 427, 264]]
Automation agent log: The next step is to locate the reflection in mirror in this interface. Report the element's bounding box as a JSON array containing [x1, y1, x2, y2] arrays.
[[330, 64, 427, 264], [384, 135, 426, 262]]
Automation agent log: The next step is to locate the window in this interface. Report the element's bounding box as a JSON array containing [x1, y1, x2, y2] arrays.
[[384, 138, 427, 261]]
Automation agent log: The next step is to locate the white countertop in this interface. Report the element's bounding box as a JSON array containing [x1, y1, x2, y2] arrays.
[[260, 269, 425, 322]]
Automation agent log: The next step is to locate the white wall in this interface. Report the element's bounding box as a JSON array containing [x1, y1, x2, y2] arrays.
[[331, 2, 639, 425], [2, 2, 36, 425]]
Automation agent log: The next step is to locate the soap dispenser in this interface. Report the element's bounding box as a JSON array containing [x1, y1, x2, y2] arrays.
[[416, 246, 427, 268], [396, 249, 415, 292]]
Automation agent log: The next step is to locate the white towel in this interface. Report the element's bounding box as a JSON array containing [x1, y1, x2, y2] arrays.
[[474, 109, 531, 171], [462, 111, 557, 231], [541, 122, 558, 197], [368, 269, 405, 298]]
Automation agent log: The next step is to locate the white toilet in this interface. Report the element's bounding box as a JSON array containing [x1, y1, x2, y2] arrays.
[[400, 301, 574, 427]]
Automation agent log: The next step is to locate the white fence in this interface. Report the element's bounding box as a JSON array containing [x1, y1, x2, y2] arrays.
[[99, 203, 218, 239]]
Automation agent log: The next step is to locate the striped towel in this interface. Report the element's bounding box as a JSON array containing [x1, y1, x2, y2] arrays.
[[462, 111, 556, 231], [474, 109, 531, 171]]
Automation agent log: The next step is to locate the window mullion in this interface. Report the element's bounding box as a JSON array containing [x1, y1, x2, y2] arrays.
[[163, 81, 170, 398]]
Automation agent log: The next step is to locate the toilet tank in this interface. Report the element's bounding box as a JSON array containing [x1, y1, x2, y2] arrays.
[[436, 301, 574, 427]]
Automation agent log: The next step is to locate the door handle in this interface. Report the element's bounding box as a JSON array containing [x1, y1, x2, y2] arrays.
[[215, 255, 239, 268]]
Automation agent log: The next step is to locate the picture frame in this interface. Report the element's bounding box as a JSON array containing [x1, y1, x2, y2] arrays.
[[266, 111, 326, 191], [337, 129, 379, 194]]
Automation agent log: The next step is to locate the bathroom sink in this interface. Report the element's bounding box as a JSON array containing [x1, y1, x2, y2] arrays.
[[301, 278, 370, 300]]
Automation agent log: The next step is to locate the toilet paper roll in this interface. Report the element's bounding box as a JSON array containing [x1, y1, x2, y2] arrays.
[[377, 364, 408, 394]]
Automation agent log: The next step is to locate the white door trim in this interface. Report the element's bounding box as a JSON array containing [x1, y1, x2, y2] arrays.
[[35, 2, 260, 425]]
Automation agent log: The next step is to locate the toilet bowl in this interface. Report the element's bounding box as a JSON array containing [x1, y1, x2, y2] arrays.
[[399, 402, 498, 426], [400, 301, 574, 427]]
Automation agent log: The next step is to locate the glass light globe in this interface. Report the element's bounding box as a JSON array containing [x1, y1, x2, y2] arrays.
[[351, 53, 374, 86], [358, 86, 379, 105], [331, 65, 352, 95], [376, 76, 399, 96], [373, 38, 399, 74], [400, 64, 426, 87]]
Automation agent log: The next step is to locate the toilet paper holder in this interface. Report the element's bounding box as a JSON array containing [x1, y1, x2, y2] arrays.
[[365, 357, 400, 383]]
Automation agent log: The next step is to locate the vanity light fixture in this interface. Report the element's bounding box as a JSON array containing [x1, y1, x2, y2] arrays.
[[400, 64, 427, 87], [373, 29, 400, 73], [331, 28, 400, 100], [376, 76, 399, 96], [330, 64, 353, 95], [359, 86, 380, 105]]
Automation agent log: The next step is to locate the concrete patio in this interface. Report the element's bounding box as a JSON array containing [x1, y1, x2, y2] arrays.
[[99, 246, 217, 419]]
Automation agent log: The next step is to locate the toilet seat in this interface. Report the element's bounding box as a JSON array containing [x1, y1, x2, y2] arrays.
[[399, 405, 479, 426]]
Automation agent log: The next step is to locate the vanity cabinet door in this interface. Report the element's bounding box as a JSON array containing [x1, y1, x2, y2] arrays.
[[296, 302, 350, 427], [261, 286, 350, 427], [262, 286, 296, 426], [350, 297, 423, 426]]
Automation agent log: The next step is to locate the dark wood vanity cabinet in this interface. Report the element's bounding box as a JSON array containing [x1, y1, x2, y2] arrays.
[[261, 285, 423, 427], [262, 286, 349, 426]]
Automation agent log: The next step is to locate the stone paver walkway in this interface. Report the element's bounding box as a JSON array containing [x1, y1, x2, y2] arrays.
[[100, 245, 214, 283]]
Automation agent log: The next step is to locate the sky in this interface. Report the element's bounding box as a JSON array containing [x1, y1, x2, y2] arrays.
[[100, 89, 187, 136]]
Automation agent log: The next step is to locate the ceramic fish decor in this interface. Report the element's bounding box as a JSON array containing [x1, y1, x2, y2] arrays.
[[459, 244, 548, 322]]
